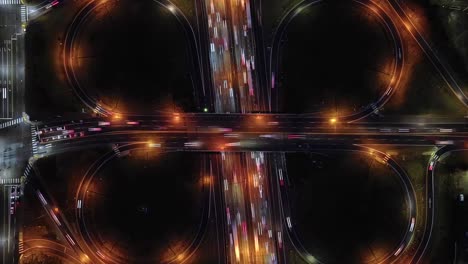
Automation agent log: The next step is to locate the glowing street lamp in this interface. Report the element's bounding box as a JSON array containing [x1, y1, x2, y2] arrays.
[[147, 141, 161, 148], [203, 176, 211, 185], [177, 253, 185, 261], [81, 254, 90, 263]]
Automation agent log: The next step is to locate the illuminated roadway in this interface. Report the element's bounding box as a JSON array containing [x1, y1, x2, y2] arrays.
[[13, 0, 468, 263], [28, 113, 467, 264], [32, 116, 468, 155], [201, 0, 279, 263], [26, 114, 468, 264]]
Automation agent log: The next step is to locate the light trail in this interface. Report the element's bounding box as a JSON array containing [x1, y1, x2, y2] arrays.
[[204, 0, 278, 263]]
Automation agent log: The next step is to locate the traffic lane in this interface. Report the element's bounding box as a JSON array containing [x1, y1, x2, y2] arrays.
[[410, 145, 464, 264], [1, 185, 16, 264], [219, 152, 277, 262], [35, 117, 468, 143], [211, 154, 230, 263], [35, 112, 468, 122], [36, 130, 468, 158], [36, 114, 468, 134], [35, 126, 468, 144], [36, 127, 468, 149], [0, 3, 24, 120], [206, 0, 262, 112], [269, 154, 288, 263], [27, 0, 61, 20], [1, 185, 9, 264], [28, 175, 86, 260]]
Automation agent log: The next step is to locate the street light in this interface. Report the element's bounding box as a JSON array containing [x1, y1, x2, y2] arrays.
[[329, 118, 337, 124], [203, 176, 211, 185], [168, 5, 175, 13], [81, 254, 90, 263], [147, 141, 161, 148]]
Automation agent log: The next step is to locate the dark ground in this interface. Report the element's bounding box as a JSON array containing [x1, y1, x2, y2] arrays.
[[25, 0, 196, 120], [73, 0, 196, 114], [429, 151, 468, 263], [278, 1, 394, 115], [285, 152, 408, 264], [82, 151, 203, 263], [34, 150, 205, 263]]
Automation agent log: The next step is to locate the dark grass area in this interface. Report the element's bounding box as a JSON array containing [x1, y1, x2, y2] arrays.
[[424, 1, 468, 96], [33, 149, 205, 263], [429, 151, 468, 263], [278, 1, 393, 115], [25, 1, 84, 120], [84, 151, 203, 263], [285, 152, 408, 264], [73, 0, 196, 114]]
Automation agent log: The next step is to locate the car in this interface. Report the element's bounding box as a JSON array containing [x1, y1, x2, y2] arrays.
[[459, 194, 464, 202], [10, 187, 18, 199], [429, 161, 434, 171]]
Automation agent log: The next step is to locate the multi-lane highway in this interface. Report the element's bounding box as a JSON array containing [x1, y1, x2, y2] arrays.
[[1, 185, 20, 264], [0, 1, 28, 263], [204, 0, 265, 113], [32, 114, 468, 150], [201, 0, 281, 263], [31, 121, 468, 155]]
